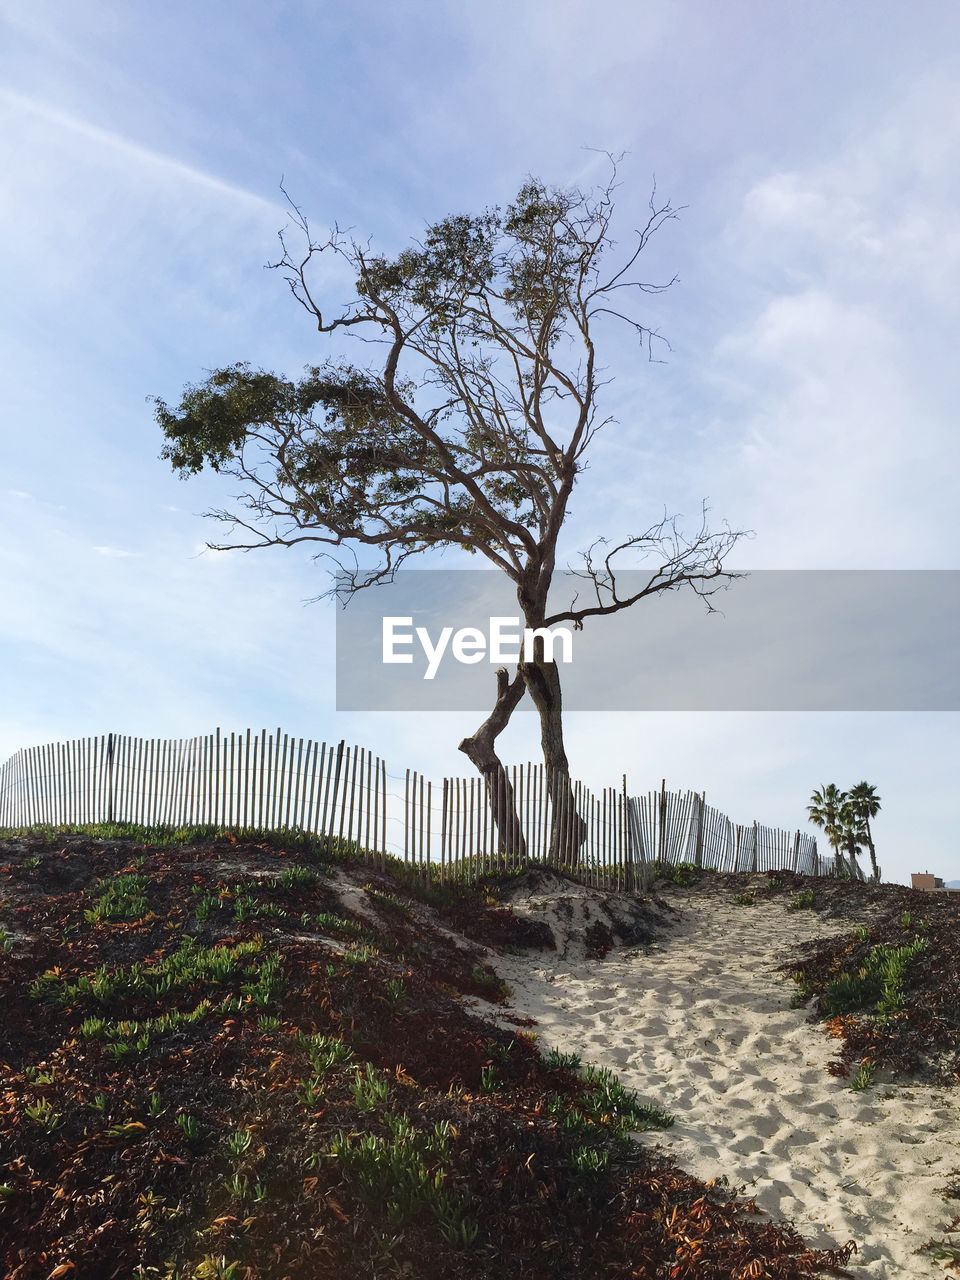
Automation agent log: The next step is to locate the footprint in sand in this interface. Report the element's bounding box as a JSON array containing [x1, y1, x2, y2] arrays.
[[492, 885, 960, 1280]]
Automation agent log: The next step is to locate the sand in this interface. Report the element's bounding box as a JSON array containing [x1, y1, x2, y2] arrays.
[[488, 882, 960, 1278]]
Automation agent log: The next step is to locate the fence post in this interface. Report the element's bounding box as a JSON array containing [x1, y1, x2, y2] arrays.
[[620, 775, 632, 892], [106, 733, 116, 824]]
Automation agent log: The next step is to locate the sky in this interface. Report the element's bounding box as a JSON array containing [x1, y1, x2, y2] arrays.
[[1, 0, 958, 883]]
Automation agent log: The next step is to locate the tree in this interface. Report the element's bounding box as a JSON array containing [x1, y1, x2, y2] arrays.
[[155, 164, 742, 861], [807, 784, 847, 877], [847, 781, 881, 882], [837, 794, 865, 881]]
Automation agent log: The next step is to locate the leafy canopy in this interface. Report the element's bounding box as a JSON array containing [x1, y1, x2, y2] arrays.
[[156, 172, 685, 594]]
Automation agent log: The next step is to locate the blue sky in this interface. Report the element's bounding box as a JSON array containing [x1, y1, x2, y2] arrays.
[[1, 1, 959, 882]]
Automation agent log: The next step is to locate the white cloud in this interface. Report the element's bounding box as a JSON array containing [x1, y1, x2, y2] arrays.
[[0, 87, 285, 216], [700, 78, 960, 568], [91, 545, 140, 559]]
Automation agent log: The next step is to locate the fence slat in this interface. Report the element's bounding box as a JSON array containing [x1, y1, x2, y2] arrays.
[[1, 731, 831, 887]]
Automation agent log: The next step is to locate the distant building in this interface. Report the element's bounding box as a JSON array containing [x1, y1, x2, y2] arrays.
[[912, 871, 960, 892]]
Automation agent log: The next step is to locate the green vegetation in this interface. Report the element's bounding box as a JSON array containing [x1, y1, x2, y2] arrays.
[[80, 999, 213, 1057], [277, 863, 319, 889], [578, 1064, 675, 1133], [785, 878, 959, 1093], [850, 1061, 875, 1091], [31, 936, 266, 1007], [84, 872, 150, 922], [654, 861, 701, 888], [350, 1063, 390, 1112], [330, 1115, 475, 1245], [22, 1096, 61, 1132], [821, 938, 927, 1021], [786, 888, 816, 911], [0, 827, 859, 1278], [545, 1047, 582, 1072]]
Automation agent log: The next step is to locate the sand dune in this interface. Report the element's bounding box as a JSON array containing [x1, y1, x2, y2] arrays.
[[491, 883, 960, 1278]]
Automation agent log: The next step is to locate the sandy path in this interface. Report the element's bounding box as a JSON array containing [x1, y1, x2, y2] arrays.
[[492, 889, 960, 1278]]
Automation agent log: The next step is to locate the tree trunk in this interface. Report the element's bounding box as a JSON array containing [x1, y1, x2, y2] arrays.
[[459, 666, 527, 863], [845, 835, 862, 881], [521, 655, 587, 866], [864, 819, 880, 882], [832, 842, 845, 878]]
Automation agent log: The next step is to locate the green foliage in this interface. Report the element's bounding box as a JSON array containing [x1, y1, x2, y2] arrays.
[[80, 999, 214, 1054], [364, 885, 411, 915], [176, 1113, 200, 1142], [351, 1062, 390, 1112], [151, 169, 726, 610], [192, 890, 220, 922], [8, 822, 224, 847], [922, 1239, 960, 1264], [330, 1115, 474, 1242], [545, 1062, 674, 1136], [23, 1096, 61, 1132], [570, 1145, 610, 1174], [240, 951, 284, 1007], [821, 938, 928, 1020], [298, 1032, 354, 1076], [225, 1128, 253, 1159], [231, 883, 285, 923], [850, 1061, 875, 1091], [809, 781, 882, 880], [733, 892, 755, 906], [104, 1121, 149, 1144], [478, 1065, 500, 1093], [545, 1047, 582, 1072], [469, 966, 509, 999], [24, 1066, 56, 1085], [786, 889, 816, 912], [84, 873, 150, 923], [277, 864, 319, 890], [315, 912, 370, 940], [579, 1064, 675, 1133], [385, 978, 406, 1006], [32, 937, 266, 1006], [807, 784, 845, 863], [192, 1255, 242, 1279], [655, 861, 700, 888]]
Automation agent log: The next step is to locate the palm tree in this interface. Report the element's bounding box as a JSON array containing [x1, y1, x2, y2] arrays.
[[848, 781, 881, 882], [808, 784, 847, 876], [838, 795, 866, 881]]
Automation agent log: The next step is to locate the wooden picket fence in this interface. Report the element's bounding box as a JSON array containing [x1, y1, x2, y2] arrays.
[[404, 763, 636, 889], [0, 728, 829, 886], [628, 784, 829, 877]]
